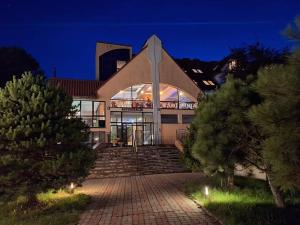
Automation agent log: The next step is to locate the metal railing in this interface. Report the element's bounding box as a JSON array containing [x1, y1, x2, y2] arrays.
[[110, 100, 197, 110]]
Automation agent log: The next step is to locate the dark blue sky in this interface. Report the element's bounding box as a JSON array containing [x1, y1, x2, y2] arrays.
[[1, 0, 299, 80]]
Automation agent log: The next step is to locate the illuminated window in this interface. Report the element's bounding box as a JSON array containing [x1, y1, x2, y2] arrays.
[[111, 84, 196, 109], [203, 80, 215, 86], [192, 69, 198, 73], [160, 84, 178, 101], [229, 60, 237, 71], [203, 80, 210, 85], [72, 100, 106, 128], [116, 60, 126, 71], [197, 69, 203, 73]]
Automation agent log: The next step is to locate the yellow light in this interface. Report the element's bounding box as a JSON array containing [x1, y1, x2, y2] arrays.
[[205, 186, 209, 196], [69, 182, 75, 193], [179, 91, 183, 96], [141, 90, 144, 94], [160, 91, 163, 95]]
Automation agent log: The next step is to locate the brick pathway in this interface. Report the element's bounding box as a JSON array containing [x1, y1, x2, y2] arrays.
[[77, 173, 221, 225]]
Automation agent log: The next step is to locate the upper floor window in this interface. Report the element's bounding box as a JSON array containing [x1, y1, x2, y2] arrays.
[[203, 80, 215, 86], [110, 83, 197, 110], [72, 100, 106, 128]]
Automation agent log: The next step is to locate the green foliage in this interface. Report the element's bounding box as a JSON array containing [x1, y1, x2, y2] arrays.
[[182, 124, 202, 171], [0, 47, 41, 87], [0, 72, 96, 201], [284, 16, 300, 42], [191, 76, 254, 177], [0, 190, 90, 225], [249, 51, 300, 191], [185, 176, 300, 225], [219, 43, 288, 82]]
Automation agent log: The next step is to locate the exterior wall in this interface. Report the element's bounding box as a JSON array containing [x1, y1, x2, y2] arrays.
[[161, 124, 189, 144], [96, 36, 201, 145], [160, 50, 203, 100], [160, 109, 195, 144], [235, 164, 267, 180], [97, 48, 152, 100], [95, 42, 132, 81]]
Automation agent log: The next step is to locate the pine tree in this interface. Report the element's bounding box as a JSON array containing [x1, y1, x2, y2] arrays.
[[191, 75, 288, 207], [249, 51, 300, 192], [191, 76, 254, 187], [0, 72, 95, 204]]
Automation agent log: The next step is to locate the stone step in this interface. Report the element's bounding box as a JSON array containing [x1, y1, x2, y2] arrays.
[[88, 145, 189, 179]]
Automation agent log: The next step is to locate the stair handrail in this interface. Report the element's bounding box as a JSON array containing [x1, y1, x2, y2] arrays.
[[133, 130, 138, 153]]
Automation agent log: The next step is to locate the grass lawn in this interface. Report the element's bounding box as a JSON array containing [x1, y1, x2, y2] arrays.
[[185, 176, 300, 225], [0, 190, 91, 225]]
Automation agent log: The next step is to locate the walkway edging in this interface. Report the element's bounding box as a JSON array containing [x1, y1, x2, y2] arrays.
[[190, 198, 227, 225]]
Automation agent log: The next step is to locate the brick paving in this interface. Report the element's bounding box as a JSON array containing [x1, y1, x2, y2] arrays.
[[77, 173, 221, 225]]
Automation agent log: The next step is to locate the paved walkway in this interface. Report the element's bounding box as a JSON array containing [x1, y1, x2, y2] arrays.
[[77, 173, 221, 225]]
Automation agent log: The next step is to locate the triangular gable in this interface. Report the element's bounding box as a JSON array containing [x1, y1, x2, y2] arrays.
[[97, 47, 151, 100], [159, 49, 203, 100], [97, 37, 203, 101]]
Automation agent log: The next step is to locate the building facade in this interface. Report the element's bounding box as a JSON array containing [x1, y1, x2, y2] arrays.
[[51, 35, 215, 146]]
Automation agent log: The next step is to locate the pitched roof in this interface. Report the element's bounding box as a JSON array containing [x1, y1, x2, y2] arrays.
[[49, 78, 103, 98], [175, 58, 218, 91]]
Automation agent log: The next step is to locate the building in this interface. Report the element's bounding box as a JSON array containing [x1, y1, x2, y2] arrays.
[[50, 35, 216, 146]]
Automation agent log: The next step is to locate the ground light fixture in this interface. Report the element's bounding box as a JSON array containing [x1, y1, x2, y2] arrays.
[[69, 182, 75, 194], [204, 186, 209, 197]]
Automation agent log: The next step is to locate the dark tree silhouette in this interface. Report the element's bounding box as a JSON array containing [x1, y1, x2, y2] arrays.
[[214, 43, 289, 83], [0, 47, 41, 87]]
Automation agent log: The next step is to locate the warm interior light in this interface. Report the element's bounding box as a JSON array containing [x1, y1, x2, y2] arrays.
[[141, 90, 144, 94], [205, 186, 209, 196], [179, 91, 183, 96], [160, 91, 163, 95], [70, 182, 75, 190]]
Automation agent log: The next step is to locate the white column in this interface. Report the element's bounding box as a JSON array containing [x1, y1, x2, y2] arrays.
[[146, 35, 162, 145]]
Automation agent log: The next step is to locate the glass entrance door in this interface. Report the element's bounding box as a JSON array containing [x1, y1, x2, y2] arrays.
[[124, 124, 133, 146], [110, 111, 153, 146]]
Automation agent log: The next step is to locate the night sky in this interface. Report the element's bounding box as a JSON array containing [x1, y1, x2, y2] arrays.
[[1, 0, 299, 80]]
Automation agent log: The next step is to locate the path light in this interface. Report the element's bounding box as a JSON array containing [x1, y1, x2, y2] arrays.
[[70, 182, 75, 194], [204, 186, 209, 197]]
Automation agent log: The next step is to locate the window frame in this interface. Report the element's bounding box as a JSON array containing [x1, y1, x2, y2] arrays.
[[161, 114, 178, 124], [73, 100, 106, 128]]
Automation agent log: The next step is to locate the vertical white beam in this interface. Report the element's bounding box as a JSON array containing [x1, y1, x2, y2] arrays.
[[146, 35, 162, 145]]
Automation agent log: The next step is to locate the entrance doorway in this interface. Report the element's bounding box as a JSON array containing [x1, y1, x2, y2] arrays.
[[111, 123, 153, 146], [110, 112, 153, 146]]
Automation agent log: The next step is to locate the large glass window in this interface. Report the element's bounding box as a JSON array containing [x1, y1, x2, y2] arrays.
[[110, 83, 197, 109], [72, 100, 106, 128], [159, 84, 178, 101], [72, 100, 81, 116]]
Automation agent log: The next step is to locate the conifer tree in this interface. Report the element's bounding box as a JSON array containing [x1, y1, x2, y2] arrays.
[[249, 51, 300, 192], [191, 75, 287, 207], [191, 76, 253, 187], [0, 72, 95, 204]]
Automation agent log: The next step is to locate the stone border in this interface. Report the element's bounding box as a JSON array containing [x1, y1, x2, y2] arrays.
[[190, 198, 227, 225]]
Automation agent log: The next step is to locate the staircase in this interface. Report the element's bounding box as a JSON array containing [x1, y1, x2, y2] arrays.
[[88, 145, 189, 179]]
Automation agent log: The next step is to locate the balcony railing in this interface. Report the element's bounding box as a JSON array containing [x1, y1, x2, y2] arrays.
[[110, 100, 153, 109], [110, 99, 197, 110]]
